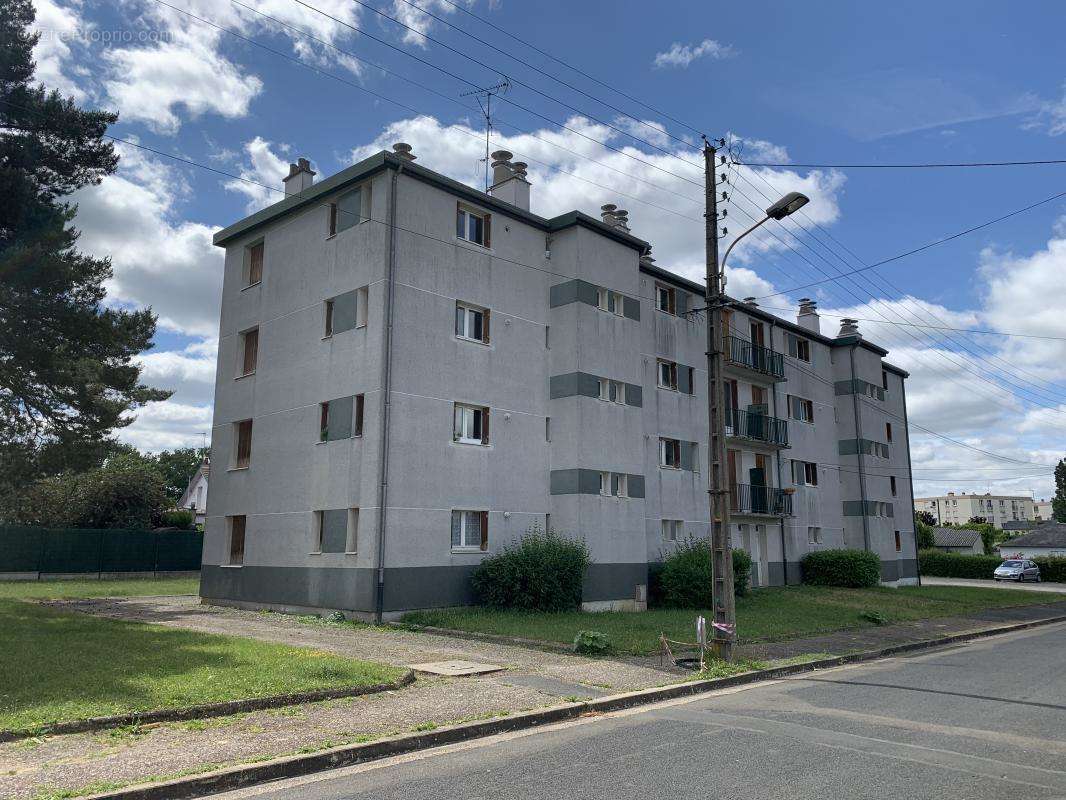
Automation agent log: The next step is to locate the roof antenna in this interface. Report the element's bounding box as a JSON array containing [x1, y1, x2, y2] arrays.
[[461, 77, 511, 191]]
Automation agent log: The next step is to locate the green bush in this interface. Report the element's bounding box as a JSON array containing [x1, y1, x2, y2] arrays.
[[573, 630, 611, 655], [159, 509, 194, 529], [657, 537, 754, 607], [471, 526, 590, 612], [918, 549, 1001, 579], [1034, 557, 1066, 583], [800, 549, 881, 588], [915, 519, 935, 550]]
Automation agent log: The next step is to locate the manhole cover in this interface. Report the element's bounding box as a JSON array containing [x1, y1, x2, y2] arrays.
[[407, 660, 504, 676]]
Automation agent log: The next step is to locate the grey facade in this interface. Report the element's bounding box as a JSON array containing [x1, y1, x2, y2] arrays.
[[201, 147, 917, 621]]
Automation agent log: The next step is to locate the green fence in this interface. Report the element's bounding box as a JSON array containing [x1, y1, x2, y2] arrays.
[[1, 526, 203, 574]]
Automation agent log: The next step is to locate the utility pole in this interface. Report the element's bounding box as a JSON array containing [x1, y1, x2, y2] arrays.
[[703, 137, 736, 660]]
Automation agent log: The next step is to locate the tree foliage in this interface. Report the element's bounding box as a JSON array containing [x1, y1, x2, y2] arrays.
[[915, 518, 935, 550], [1054, 458, 1066, 523], [914, 510, 937, 527], [0, 0, 169, 494]]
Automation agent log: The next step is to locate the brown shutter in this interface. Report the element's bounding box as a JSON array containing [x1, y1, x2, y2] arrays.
[[483, 214, 491, 248], [320, 402, 329, 441], [329, 203, 338, 236], [480, 511, 488, 551], [236, 420, 252, 468], [242, 328, 258, 375], [355, 394, 364, 436], [248, 243, 263, 285], [483, 309, 490, 343], [481, 407, 490, 444]]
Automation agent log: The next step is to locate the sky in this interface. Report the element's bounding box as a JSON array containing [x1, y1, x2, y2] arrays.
[[29, 0, 1066, 501]]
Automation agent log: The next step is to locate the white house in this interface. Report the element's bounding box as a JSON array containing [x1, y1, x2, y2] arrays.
[[997, 523, 1066, 560], [177, 458, 210, 526], [930, 527, 983, 555]]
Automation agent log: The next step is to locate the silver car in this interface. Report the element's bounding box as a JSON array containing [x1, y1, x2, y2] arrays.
[[994, 559, 1041, 582]]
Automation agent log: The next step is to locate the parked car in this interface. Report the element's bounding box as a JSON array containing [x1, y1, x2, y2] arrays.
[[994, 559, 1041, 582]]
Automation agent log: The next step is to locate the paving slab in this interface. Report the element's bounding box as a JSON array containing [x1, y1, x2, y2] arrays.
[[407, 660, 504, 676]]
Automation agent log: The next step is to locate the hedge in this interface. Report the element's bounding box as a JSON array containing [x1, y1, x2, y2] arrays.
[[800, 548, 881, 588], [919, 549, 1066, 582], [656, 538, 754, 607], [471, 526, 590, 611]]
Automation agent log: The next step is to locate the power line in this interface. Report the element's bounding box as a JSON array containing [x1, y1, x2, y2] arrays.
[[734, 157, 1066, 169]]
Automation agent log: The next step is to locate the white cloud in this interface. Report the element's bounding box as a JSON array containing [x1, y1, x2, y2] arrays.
[[653, 38, 736, 69], [31, 0, 91, 100], [388, 0, 462, 47], [1024, 82, 1066, 136], [117, 400, 214, 452], [224, 137, 292, 213]]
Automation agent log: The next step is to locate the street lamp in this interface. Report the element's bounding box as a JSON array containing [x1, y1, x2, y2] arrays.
[[721, 191, 810, 275]]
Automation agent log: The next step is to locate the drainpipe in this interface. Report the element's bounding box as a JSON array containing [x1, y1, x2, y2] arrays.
[[769, 319, 788, 585], [849, 346, 870, 552], [374, 161, 402, 622], [900, 375, 921, 586]]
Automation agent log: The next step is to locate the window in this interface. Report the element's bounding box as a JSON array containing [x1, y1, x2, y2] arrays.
[[659, 437, 681, 469], [894, 530, 902, 552], [245, 241, 263, 287], [354, 394, 365, 437], [454, 403, 489, 445], [662, 519, 682, 542], [239, 327, 258, 377], [356, 286, 369, 329], [597, 288, 625, 316], [455, 302, 490, 343], [890, 475, 897, 497], [324, 299, 334, 337], [598, 378, 625, 404], [228, 515, 246, 565], [655, 284, 676, 314], [329, 187, 363, 236], [456, 204, 490, 247], [234, 420, 252, 469], [320, 395, 362, 441], [324, 287, 369, 337], [599, 471, 627, 497], [792, 460, 818, 486], [313, 509, 359, 554], [785, 333, 811, 362], [788, 395, 814, 423], [808, 526, 822, 545], [545, 416, 551, 442], [882, 370, 889, 390], [886, 422, 893, 442], [657, 359, 678, 390], [451, 509, 488, 551]]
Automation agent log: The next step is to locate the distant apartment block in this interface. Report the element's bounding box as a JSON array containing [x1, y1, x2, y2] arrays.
[[915, 492, 1038, 527], [201, 144, 918, 620]]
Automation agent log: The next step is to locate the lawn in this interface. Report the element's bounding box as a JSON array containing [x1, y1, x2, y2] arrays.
[[0, 576, 200, 600], [0, 591, 404, 733], [402, 584, 1066, 656]]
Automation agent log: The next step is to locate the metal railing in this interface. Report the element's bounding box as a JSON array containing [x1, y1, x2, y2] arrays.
[[729, 484, 794, 516], [726, 335, 784, 379], [725, 408, 789, 447]]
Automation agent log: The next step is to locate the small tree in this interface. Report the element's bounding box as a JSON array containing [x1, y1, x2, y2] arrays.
[[915, 518, 935, 550], [915, 510, 937, 527], [1054, 458, 1066, 523]]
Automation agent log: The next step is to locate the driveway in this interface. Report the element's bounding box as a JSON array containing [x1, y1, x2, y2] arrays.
[[922, 576, 1066, 593]]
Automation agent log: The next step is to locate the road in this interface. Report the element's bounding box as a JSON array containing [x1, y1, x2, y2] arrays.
[[923, 575, 1066, 593], [217, 622, 1066, 800]]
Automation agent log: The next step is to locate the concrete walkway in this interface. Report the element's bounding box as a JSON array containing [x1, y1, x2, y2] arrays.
[[922, 576, 1066, 593]]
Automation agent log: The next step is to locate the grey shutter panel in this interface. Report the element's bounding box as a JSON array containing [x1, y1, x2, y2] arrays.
[[676, 292, 688, 315], [321, 509, 348, 552], [336, 188, 362, 233], [327, 395, 354, 440], [679, 441, 693, 471], [625, 383, 642, 407], [623, 295, 641, 320], [627, 474, 646, 498], [331, 290, 359, 334], [678, 365, 693, 394]]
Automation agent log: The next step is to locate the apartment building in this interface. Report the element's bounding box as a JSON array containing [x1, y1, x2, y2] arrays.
[[200, 144, 917, 621], [1035, 499, 1054, 522], [915, 492, 1038, 527]]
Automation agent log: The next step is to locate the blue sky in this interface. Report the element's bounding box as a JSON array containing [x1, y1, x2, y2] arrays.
[[31, 0, 1066, 499]]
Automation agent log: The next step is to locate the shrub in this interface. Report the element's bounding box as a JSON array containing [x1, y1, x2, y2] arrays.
[[471, 525, 590, 611], [800, 548, 881, 588], [918, 549, 1000, 579], [159, 509, 195, 529], [915, 519, 935, 550], [1034, 557, 1066, 583], [573, 630, 611, 655], [860, 610, 887, 625], [657, 537, 754, 607]]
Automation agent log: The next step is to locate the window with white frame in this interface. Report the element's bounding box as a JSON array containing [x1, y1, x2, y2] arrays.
[[456, 205, 490, 247], [655, 283, 676, 314], [598, 378, 625, 404], [596, 287, 625, 315], [453, 403, 489, 445], [313, 508, 359, 554], [662, 519, 682, 542], [599, 471, 627, 497], [455, 302, 490, 343], [659, 437, 681, 469], [788, 394, 815, 423], [808, 526, 822, 545], [451, 510, 487, 551], [792, 460, 818, 486], [657, 359, 678, 390], [785, 332, 811, 362]]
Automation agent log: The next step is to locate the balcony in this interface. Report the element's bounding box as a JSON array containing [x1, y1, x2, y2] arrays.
[[725, 408, 789, 448], [730, 484, 794, 517], [725, 335, 785, 381]]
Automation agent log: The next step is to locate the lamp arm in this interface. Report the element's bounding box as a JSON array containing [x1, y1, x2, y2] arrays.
[[720, 215, 770, 274]]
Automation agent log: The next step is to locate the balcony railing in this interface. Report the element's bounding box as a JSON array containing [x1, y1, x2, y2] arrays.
[[726, 335, 784, 380], [725, 408, 789, 447], [729, 483, 794, 516]]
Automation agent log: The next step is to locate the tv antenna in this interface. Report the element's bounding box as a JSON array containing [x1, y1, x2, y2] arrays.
[[461, 78, 511, 191]]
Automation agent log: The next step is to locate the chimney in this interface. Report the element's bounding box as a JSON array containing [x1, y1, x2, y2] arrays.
[[282, 157, 315, 196], [613, 208, 630, 231], [600, 203, 618, 226], [392, 142, 416, 161], [743, 297, 758, 307], [797, 297, 820, 334], [640, 245, 656, 266], [488, 150, 530, 210], [837, 317, 860, 338]]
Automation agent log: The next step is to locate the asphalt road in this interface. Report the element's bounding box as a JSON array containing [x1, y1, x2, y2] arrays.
[[923, 576, 1066, 593], [218, 622, 1066, 800]]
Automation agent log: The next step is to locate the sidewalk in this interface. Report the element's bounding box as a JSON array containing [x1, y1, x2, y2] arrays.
[[921, 576, 1066, 593], [5, 596, 1066, 800]]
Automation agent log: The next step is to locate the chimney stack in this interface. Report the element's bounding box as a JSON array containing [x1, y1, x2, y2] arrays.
[[743, 297, 758, 307], [282, 157, 315, 196], [392, 142, 416, 161], [797, 297, 821, 334], [837, 317, 860, 338], [488, 150, 531, 210], [600, 203, 618, 226]]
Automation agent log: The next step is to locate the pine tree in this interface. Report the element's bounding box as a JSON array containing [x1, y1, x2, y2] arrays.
[[1053, 458, 1066, 523], [0, 0, 170, 494]]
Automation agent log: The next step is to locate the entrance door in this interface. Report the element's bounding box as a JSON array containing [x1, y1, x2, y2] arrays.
[[755, 525, 769, 587], [750, 321, 764, 346]]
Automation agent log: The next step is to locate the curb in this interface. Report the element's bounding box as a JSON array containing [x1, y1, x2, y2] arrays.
[[84, 612, 1066, 800], [2, 672, 415, 743]]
